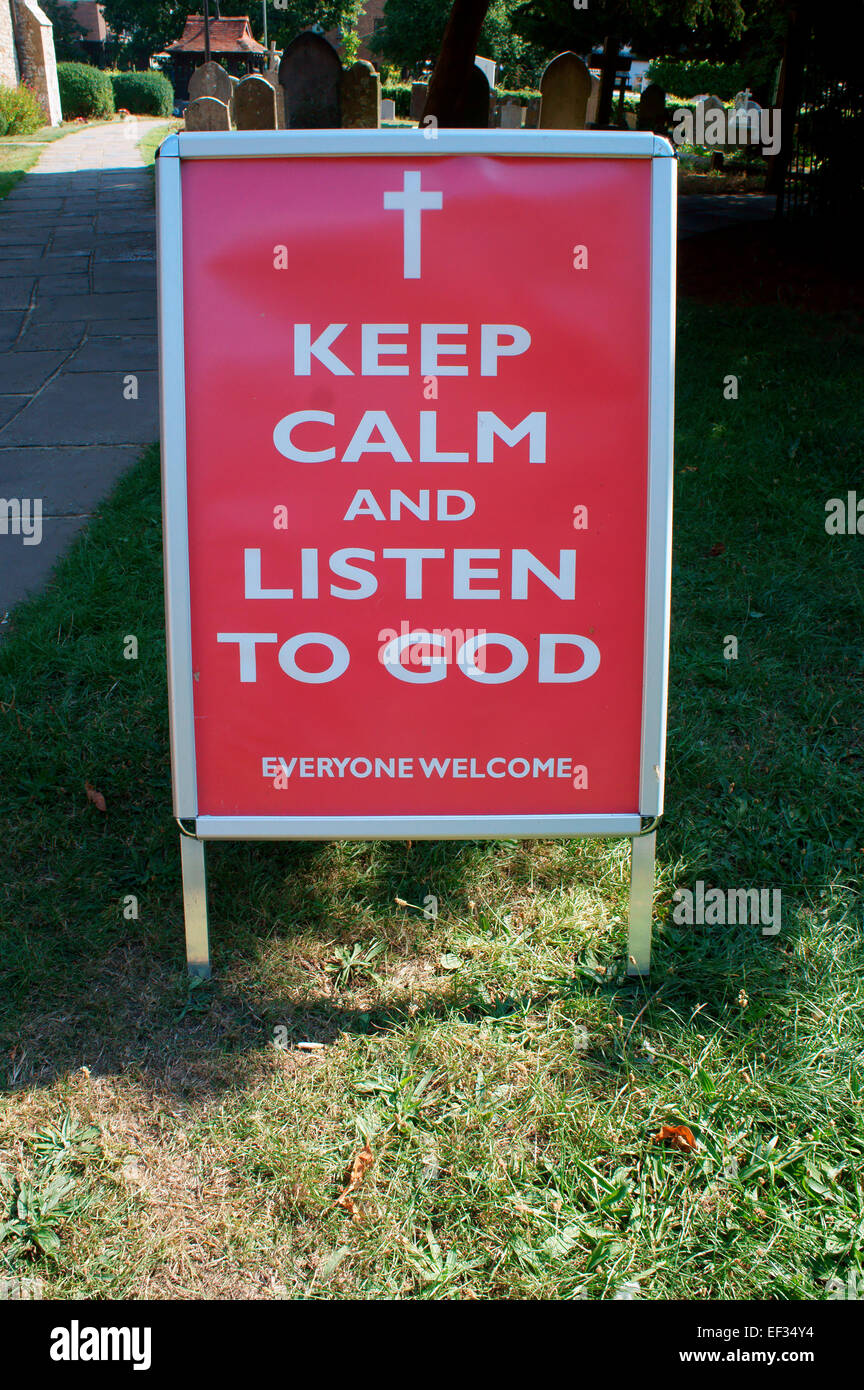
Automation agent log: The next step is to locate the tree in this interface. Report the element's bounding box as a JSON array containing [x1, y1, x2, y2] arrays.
[[101, 1, 194, 67], [422, 0, 491, 125], [374, 0, 546, 86], [512, 0, 750, 122], [41, 0, 89, 62], [261, 2, 366, 56], [512, 0, 749, 57], [101, 1, 364, 68]]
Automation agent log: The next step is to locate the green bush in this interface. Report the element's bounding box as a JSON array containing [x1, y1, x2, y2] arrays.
[[56, 61, 115, 120], [0, 83, 44, 136], [382, 82, 412, 118], [109, 70, 174, 117], [647, 59, 746, 101], [496, 87, 540, 104]]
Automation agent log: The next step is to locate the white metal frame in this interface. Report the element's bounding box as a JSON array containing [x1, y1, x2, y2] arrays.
[[157, 129, 676, 976]]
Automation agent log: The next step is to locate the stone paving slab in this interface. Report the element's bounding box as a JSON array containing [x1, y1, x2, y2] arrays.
[[0, 443, 141, 513], [1, 370, 158, 446], [0, 118, 166, 617], [0, 517, 89, 618]]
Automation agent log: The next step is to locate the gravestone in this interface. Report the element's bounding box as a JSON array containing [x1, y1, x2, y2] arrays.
[[696, 94, 728, 147], [235, 74, 277, 130], [228, 74, 239, 121], [524, 95, 541, 129], [341, 59, 379, 128], [637, 83, 666, 134], [185, 96, 231, 132], [189, 60, 233, 108], [460, 65, 490, 127], [475, 55, 496, 88], [261, 67, 285, 128], [586, 73, 600, 126], [499, 99, 522, 129], [279, 30, 341, 129], [410, 82, 427, 122], [539, 52, 591, 130], [730, 95, 761, 147], [380, 96, 396, 122]]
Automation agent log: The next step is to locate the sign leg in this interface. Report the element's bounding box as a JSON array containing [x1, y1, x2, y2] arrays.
[[180, 834, 211, 978], [627, 830, 655, 976]]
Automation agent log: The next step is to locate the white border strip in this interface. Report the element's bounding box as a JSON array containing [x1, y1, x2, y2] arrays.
[[176, 128, 666, 160], [639, 150, 677, 817], [159, 132, 675, 838], [195, 814, 643, 841], [157, 138, 197, 817]]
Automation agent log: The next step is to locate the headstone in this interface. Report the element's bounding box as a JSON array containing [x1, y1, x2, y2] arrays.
[[410, 82, 427, 122], [729, 96, 761, 147], [279, 30, 341, 129], [185, 96, 231, 132], [696, 94, 727, 146], [697, 94, 726, 120], [235, 74, 277, 130], [499, 99, 522, 129], [189, 60, 233, 108], [524, 95, 541, 129], [341, 59, 379, 128], [586, 74, 600, 126], [380, 97, 396, 123], [261, 67, 285, 128], [539, 52, 591, 130], [637, 83, 666, 134], [460, 65, 490, 127], [228, 74, 239, 122], [474, 55, 496, 88]]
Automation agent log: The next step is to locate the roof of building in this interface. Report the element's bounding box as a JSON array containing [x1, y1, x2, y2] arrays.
[[55, 1, 108, 44], [167, 16, 267, 55]]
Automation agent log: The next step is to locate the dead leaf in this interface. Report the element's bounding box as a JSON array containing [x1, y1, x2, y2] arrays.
[[84, 781, 107, 813], [336, 1143, 374, 1221], [653, 1123, 697, 1152], [708, 542, 726, 557]]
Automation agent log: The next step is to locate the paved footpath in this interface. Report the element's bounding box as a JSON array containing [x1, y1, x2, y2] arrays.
[[0, 119, 166, 618]]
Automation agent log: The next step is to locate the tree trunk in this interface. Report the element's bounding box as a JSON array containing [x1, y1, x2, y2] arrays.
[[421, 0, 492, 127]]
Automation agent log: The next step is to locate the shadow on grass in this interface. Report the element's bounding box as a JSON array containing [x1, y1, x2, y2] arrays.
[[1, 296, 862, 1106]]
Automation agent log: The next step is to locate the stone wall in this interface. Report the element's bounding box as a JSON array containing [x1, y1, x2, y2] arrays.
[[1, 0, 62, 126], [13, 0, 62, 125], [0, 0, 22, 89]]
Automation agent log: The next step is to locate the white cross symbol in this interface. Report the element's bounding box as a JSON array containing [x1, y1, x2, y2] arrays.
[[383, 170, 443, 280]]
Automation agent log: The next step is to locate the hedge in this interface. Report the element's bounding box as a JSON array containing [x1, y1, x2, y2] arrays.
[[646, 59, 746, 101], [57, 62, 115, 119], [382, 82, 412, 118], [495, 87, 541, 107], [110, 70, 174, 117], [0, 83, 44, 136], [382, 81, 541, 120]]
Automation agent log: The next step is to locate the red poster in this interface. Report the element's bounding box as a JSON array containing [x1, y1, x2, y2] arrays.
[[179, 153, 652, 820]]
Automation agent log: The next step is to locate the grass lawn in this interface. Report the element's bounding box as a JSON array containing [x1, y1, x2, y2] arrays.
[[138, 120, 181, 171], [0, 299, 862, 1300], [0, 117, 178, 206], [0, 124, 75, 202]]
